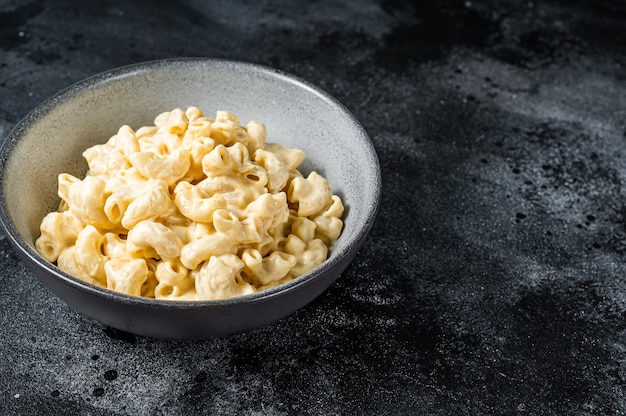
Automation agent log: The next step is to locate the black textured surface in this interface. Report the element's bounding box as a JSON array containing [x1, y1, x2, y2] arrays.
[[1, 0, 626, 414]]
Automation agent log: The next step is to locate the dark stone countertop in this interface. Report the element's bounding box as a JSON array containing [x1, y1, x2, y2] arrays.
[[1, 0, 626, 414]]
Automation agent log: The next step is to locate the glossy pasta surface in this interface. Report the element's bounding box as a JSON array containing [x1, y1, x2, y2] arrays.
[[35, 107, 344, 301]]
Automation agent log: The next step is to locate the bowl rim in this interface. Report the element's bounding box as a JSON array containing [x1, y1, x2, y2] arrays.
[[0, 57, 381, 309]]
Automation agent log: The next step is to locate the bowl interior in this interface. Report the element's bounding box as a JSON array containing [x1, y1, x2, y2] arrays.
[[2, 59, 380, 296]]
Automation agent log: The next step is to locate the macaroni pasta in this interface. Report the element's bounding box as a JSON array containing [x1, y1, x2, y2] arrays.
[[35, 107, 344, 301]]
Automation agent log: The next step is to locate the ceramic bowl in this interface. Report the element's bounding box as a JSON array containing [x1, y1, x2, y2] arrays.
[[0, 58, 380, 339]]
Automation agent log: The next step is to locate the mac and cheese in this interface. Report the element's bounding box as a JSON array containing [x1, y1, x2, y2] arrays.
[[35, 107, 344, 300]]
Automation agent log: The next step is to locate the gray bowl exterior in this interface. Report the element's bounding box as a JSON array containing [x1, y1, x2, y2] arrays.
[[0, 58, 381, 339]]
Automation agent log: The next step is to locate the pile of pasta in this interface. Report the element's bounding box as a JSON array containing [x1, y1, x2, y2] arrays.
[[35, 107, 344, 301]]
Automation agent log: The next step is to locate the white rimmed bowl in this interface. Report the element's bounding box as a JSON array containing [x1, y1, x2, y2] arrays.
[[0, 58, 380, 339]]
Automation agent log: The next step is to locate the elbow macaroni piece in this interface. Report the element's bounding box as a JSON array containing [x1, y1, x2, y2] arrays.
[[127, 220, 183, 260], [173, 181, 226, 223], [36, 210, 84, 262], [74, 225, 108, 285], [195, 254, 255, 300], [35, 107, 344, 301], [288, 171, 333, 217], [120, 179, 172, 229], [105, 258, 149, 297]]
